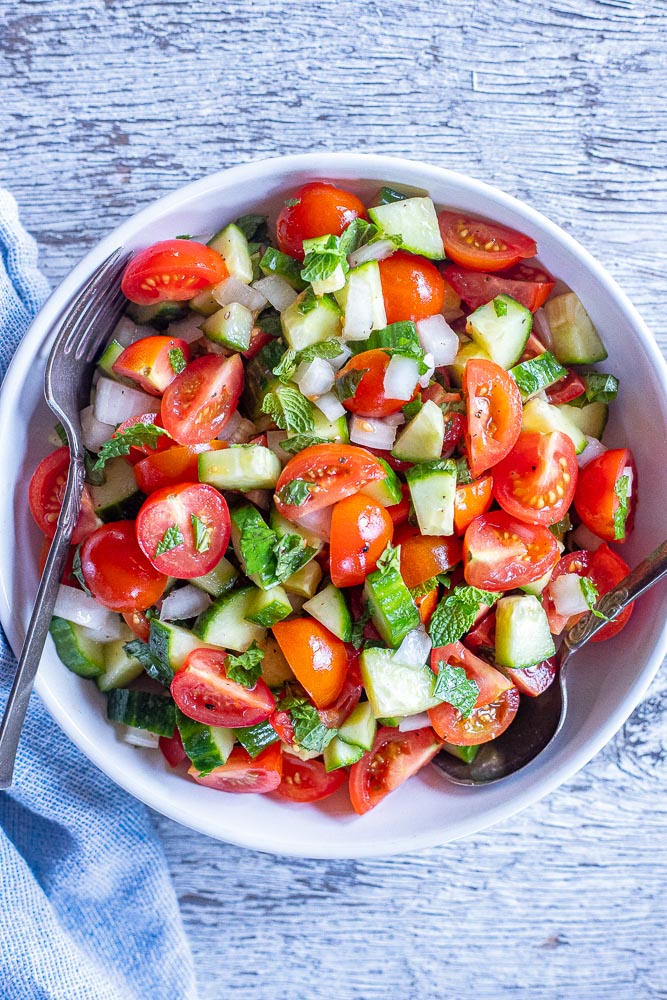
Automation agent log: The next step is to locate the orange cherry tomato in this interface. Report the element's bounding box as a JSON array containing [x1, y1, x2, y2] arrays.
[[329, 494, 394, 587], [463, 358, 522, 478], [395, 523, 462, 590], [121, 239, 229, 305], [272, 619, 348, 709], [438, 211, 536, 272], [349, 726, 441, 815], [415, 587, 438, 626], [79, 520, 168, 612], [335, 349, 417, 418], [378, 250, 445, 324], [133, 442, 227, 495], [453, 475, 494, 535], [160, 353, 244, 446], [189, 743, 283, 794], [492, 430, 578, 527], [274, 444, 386, 521], [112, 336, 191, 396], [574, 449, 637, 543], [276, 182, 367, 261]]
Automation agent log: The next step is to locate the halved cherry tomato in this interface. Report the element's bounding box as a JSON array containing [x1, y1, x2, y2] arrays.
[[111, 336, 191, 396], [336, 349, 417, 418], [276, 182, 367, 260], [330, 494, 394, 587], [122, 609, 152, 642], [317, 652, 363, 729], [171, 647, 275, 728], [463, 511, 560, 591], [79, 520, 168, 611], [438, 211, 537, 272], [395, 523, 462, 589], [275, 754, 347, 803], [269, 708, 295, 745], [133, 441, 227, 495], [378, 250, 446, 324], [349, 726, 441, 815], [545, 369, 587, 405], [113, 413, 171, 464], [543, 545, 633, 641], [428, 687, 520, 745], [453, 475, 494, 535], [272, 618, 348, 709], [159, 728, 188, 768], [492, 430, 578, 526], [242, 329, 273, 360], [443, 262, 554, 312], [430, 641, 514, 708], [189, 743, 283, 794], [463, 358, 523, 478], [415, 587, 438, 626], [421, 383, 467, 454], [574, 449, 637, 543], [160, 353, 244, 446], [28, 447, 101, 545], [135, 482, 230, 578], [461, 608, 554, 696], [274, 444, 386, 521], [121, 240, 228, 306]]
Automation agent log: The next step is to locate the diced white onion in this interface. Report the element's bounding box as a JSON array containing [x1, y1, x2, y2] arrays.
[[79, 620, 132, 643], [251, 275, 298, 312], [110, 317, 139, 347], [94, 377, 160, 425], [267, 431, 291, 464], [327, 342, 353, 371], [166, 314, 206, 343], [532, 308, 554, 350], [398, 712, 432, 733], [418, 352, 435, 389], [623, 465, 634, 498], [382, 412, 405, 427], [571, 524, 604, 552], [394, 627, 432, 667], [215, 408, 241, 441], [347, 239, 397, 269], [550, 574, 590, 616], [80, 405, 116, 453], [287, 594, 308, 614], [212, 277, 267, 312], [383, 354, 420, 401], [53, 585, 121, 633], [350, 415, 397, 451], [315, 392, 346, 421], [120, 727, 161, 750], [577, 436, 607, 468], [296, 505, 332, 542], [160, 585, 211, 622], [416, 314, 460, 366], [295, 358, 335, 399], [201, 340, 232, 356]]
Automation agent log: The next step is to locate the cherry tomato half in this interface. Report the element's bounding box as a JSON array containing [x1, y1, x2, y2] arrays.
[[276, 182, 367, 261], [112, 336, 191, 396], [317, 652, 363, 729], [159, 728, 188, 768], [543, 545, 633, 642], [349, 726, 441, 815], [574, 449, 637, 543], [122, 609, 152, 642], [430, 641, 514, 708], [121, 240, 229, 306], [492, 430, 578, 527], [438, 211, 537, 272], [545, 369, 587, 405], [160, 353, 244, 446], [330, 494, 394, 587], [463, 510, 560, 591], [171, 647, 275, 728], [79, 520, 168, 611], [272, 618, 348, 709], [113, 412, 170, 464], [463, 358, 523, 478], [378, 250, 445, 324], [28, 447, 101, 545], [275, 754, 347, 803], [395, 523, 462, 589], [428, 687, 520, 745], [444, 262, 554, 312], [274, 444, 386, 521], [189, 743, 283, 794], [336, 349, 417, 418], [453, 475, 494, 536]]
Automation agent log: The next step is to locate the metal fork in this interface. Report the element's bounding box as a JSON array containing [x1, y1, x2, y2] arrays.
[[0, 248, 130, 789]]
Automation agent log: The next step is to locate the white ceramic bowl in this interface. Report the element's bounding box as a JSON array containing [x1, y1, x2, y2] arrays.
[[2, 153, 666, 858]]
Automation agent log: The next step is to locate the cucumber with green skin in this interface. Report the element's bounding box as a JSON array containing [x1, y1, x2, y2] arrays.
[[364, 560, 419, 648], [49, 616, 105, 678], [189, 556, 239, 598], [466, 295, 532, 370], [406, 460, 457, 537], [90, 456, 145, 522], [244, 586, 292, 627], [126, 301, 187, 329], [199, 445, 281, 492], [543, 292, 607, 364], [280, 292, 341, 351], [194, 587, 266, 652], [360, 457, 402, 507], [392, 400, 444, 463], [368, 197, 445, 259], [97, 639, 144, 692], [207, 223, 254, 284], [323, 735, 364, 771], [107, 689, 176, 737], [303, 583, 352, 641], [494, 595, 555, 669], [259, 247, 307, 291], [360, 647, 441, 718], [176, 709, 235, 774], [149, 619, 211, 676], [338, 701, 376, 750]]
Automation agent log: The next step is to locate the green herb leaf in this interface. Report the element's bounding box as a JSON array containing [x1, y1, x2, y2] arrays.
[[613, 474, 630, 540], [175, 234, 191, 240], [232, 507, 278, 583], [255, 308, 282, 337], [297, 287, 319, 314], [300, 234, 349, 285], [579, 575, 612, 622], [429, 586, 497, 647], [276, 478, 315, 508], [93, 423, 171, 472], [273, 339, 344, 384], [338, 218, 378, 255], [155, 524, 185, 558], [261, 385, 315, 434], [226, 642, 265, 688], [278, 695, 338, 752], [284, 198, 300, 208], [335, 366, 367, 402], [280, 434, 329, 455], [233, 214, 268, 242], [54, 422, 68, 445], [549, 513, 572, 540], [402, 396, 423, 421], [433, 661, 479, 718], [274, 533, 311, 581], [493, 297, 508, 317], [376, 541, 401, 575], [409, 576, 441, 600], [350, 605, 371, 649], [168, 347, 187, 374], [71, 545, 92, 597], [191, 514, 211, 553], [583, 372, 619, 404], [454, 456, 473, 485]]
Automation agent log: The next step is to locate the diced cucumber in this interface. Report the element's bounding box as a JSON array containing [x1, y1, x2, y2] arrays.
[[360, 457, 402, 506], [189, 288, 220, 317], [510, 351, 568, 401], [176, 709, 235, 775], [234, 719, 280, 758], [97, 639, 144, 692], [149, 619, 211, 674], [495, 595, 555, 669], [543, 292, 607, 364], [280, 291, 341, 351], [334, 260, 387, 341], [323, 736, 364, 771], [97, 339, 124, 377], [259, 247, 307, 291], [194, 586, 266, 651], [269, 507, 324, 556], [49, 616, 105, 678], [406, 460, 457, 537], [89, 456, 144, 522], [189, 555, 239, 598], [126, 301, 187, 329], [198, 445, 281, 491], [312, 409, 350, 443], [559, 401, 609, 440], [521, 397, 587, 454], [202, 302, 253, 351], [360, 647, 440, 718], [466, 295, 532, 370], [282, 560, 322, 599], [242, 338, 284, 421], [256, 634, 295, 686], [368, 197, 445, 259], [303, 583, 352, 641], [392, 400, 444, 462], [520, 564, 555, 597], [207, 223, 253, 284], [440, 742, 480, 764], [107, 689, 176, 737], [338, 701, 376, 750], [449, 340, 491, 387], [364, 557, 420, 648], [245, 585, 292, 627]]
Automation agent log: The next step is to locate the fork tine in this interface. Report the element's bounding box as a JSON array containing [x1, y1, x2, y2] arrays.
[[75, 283, 128, 362], [59, 249, 129, 355]]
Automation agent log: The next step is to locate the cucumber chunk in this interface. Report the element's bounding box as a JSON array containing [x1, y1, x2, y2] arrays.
[[280, 291, 341, 351], [189, 555, 239, 598], [189, 288, 222, 317], [323, 736, 365, 771], [449, 341, 491, 387], [360, 457, 402, 506], [282, 560, 323, 599], [440, 742, 480, 764], [126, 301, 187, 329], [364, 555, 420, 648], [543, 292, 607, 364], [244, 585, 292, 627], [97, 639, 144, 692], [194, 587, 266, 651], [369, 197, 445, 259], [198, 445, 282, 491], [521, 397, 587, 454], [406, 459, 457, 536], [49, 616, 105, 678], [338, 701, 377, 750], [97, 339, 124, 377], [510, 351, 568, 401], [202, 302, 254, 351], [312, 409, 350, 444], [149, 619, 211, 675], [559, 401, 609, 440], [176, 709, 235, 774], [234, 719, 280, 758], [392, 400, 444, 462], [466, 295, 532, 370], [495, 595, 555, 669], [207, 223, 254, 284], [303, 583, 352, 641], [334, 260, 387, 341], [90, 456, 144, 522], [107, 689, 176, 737], [360, 648, 440, 718]]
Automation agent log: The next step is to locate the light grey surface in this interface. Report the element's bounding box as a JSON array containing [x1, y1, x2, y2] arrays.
[[2, 1, 667, 998]]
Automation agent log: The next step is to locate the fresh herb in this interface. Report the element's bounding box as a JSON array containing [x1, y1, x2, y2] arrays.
[[300, 234, 349, 286], [123, 638, 171, 686], [429, 585, 497, 647], [258, 248, 306, 291], [274, 533, 310, 581], [402, 395, 423, 421], [226, 642, 265, 688], [580, 575, 612, 622], [175, 234, 191, 240], [92, 424, 171, 472], [284, 198, 300, 208], [376, 186, 407, 205], [276, 478, 315, 508], [338, 218, 378, 255], [433, 661, 479, 718], [234, 719, 280, 757], [613, 474, 630, 540], [261, 384, 315, 434], [582, 372, 619, 404], [510, 352, 568, 400], [54, 422, 68, 445], [255, 308, 282, 337], [493, 298, 508, 318], [376, 541, 401, 575], [335, 366, 367, 401], [71, 545, 92, 597], [83, 449, 106, 486], [155, 524, 184, 558], [297, 287, 319, 314], [549, 513, 572, 540], [277, 695, 337, 752], [191, 514, 211, 553], [168, 347, 187, 374], [454, 456, 473, 485], [231, 506, 314, 588], [409, 576, 441, 600], [280, 434, 328, 454], [233, 214, 268, 242], [273, 339, 343, 384], [350, 605, 371, 649]]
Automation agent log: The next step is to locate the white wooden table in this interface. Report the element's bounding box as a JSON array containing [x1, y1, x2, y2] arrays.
[[2, 1, 666, 996]]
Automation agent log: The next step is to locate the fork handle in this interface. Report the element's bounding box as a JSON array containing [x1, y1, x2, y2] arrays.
[[0, 455, 85, 789]]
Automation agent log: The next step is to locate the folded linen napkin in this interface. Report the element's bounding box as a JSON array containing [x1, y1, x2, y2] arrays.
[[0, 190, 197, 1000]]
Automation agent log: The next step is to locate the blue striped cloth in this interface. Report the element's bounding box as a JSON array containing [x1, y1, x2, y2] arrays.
[[0, 190, 197, 1000]]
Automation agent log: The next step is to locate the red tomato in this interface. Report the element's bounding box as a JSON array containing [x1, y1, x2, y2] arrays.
[[420, 383, 467, 454], [330, 494, 394, 587], [492, 430, 578, 526], [349, 726, 442, 815], [387, 484, 411, 528], [438, 211, 537, 272], [134, 442, 227, 495], [121, 240, 228, 306], [545, 369, 587, 405], [242, 329, 273, 360], [135, 482, 230, 578], [395, 524, 462, 589], [317, 653, 363, 729], [28, 447, 101, 546], [443, 262, 554, 312], [172, 647, 275, 727], [276, 182, 367, 260], [463, 359, 522, 478], [543, 545, 633, 641], [111, 336, 191, 396], [160, 353, 244, 446], [336, 349, 417, 418], [574, 449, 637, 543], [189, 743, 283, 794], [378, 250, 446, 324], [430, 641, 514, 707], [159, 728, 188, 768], [274, 444, 386, 521], [463, 511, 560, 591], [428, 687, 520, 745], [122, 609, 152, 642], [113, 413, 171, 464], [79, 520, 168, 611], [453, 475, 494, 536], [269, 708, 295, 745], [275, 754, 347, 803], [272, 618, 348, 709]]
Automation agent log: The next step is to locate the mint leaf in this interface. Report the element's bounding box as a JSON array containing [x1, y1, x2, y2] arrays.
[[284, 198, 300, 208], [276, 478, 315, 507], [579, 575, 612, 621], [433, 662, 479, 718], [273, 339, 343, 384], [376, 541, 401, 575], [191, 514, 211, 553], [613, 474, 630, 540], [429, 586, 497, 647], [233, 214, 268, 242], [226, 642, 265, 688], [335, 366, 367, 402], [274, 533, 311, 581], [256, 308, 282, 337], [350, 605, 371, 649], [297, 287, 319, 314], [72, 545, 92, 597], [300, 234, 349, 285], [280, 434, 329, 455], [93, 423, 171, 471], [273, 348, 299, 383], [493, 297, 508, 317], [261, 385, 315, 434], [278, 696, 337, 752], [410, 576, 441, 600], [338, 218, 378, 255], [454, 456, 473, 485], [583, 372, 619, 404], [155, 524, 184, 558], [549, 513, 572, 540], [232, 507, 277, 584], [402, 396, 423, 421], [168, 347, 187, 374]]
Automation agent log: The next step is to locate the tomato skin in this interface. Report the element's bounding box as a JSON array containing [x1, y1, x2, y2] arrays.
[[171, 648, 275, 728], [463, 359, 523, 478], [463, 511, 560, 591], [444, 262, 554, 312], [134, 442, 226, 495], [160, 353, 244, 446], [29, 447, 101, 546], [80, 520, 168, 612], [336, 349, 417, 418], [395, 524, 462, 589], [387, 484, 411, 528], [121, 240, 228, 306], [574, 449, 636, 543], [274, 444, 386, 521], [189, 743, 283, 794], [276, 182, 367, 261], [317, 652, 363, 729], [453, 475, 494, 535], [122, 609, 152, 642], [438, 211, 537, 272], [543, 545, 633, 641], [429, 687, 520, 745], [545, 369, 587, 405], [415, 588, 439, 626], [113, 413, 171, 465], [159, 728, 188, 768], [430, 641, 514, 708], [349, 727, 442, 815], [242, 329, 273, 360], [378, 250, 446, 324], [111, 336, 191, 396], [492, 430, 578, 526], [275, 755, 347, 803], [272, 618, 348, 709], [330, 494, 394, 587]]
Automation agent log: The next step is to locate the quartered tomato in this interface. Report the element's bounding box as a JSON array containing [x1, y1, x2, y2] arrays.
[[463, 358, 522, 478], [79, 520, 168, 611], [444, 262, 554, 312], [574, 449, 637, 543], [378, 250, 446, 324], [189, 743, 283, 794], [276, 182, 367, 260], [121, 240, 229, 306], [386, 484, 411, 528], [395, 523, 462, 589], [421, 382, 467, 453], [272, 618, 348, 709], [330, 494, 394, 587], [242, 328, 273, 360], [135, 482, 231, 577], [112, 336, 191, 396], [171, 648, 275, 728], [430, 641, 514, 708], [133, 441, 227, 495], [275, 754, 347, 803], [159, 728, 188, 768], [28, 446, 101, 545], [336, 349, 417, 418], [160, 353, 244, 446], [438, 211, 537, 272], [463, 511, 560, 591], [428, 687, 520, 745], [274, 444, 386, 521], [415, 587, 439, 626], [349, 726, 442, 815], [492, 430, 578, 526], [545, 369, 587, 405], [543, 545, 633, 641], [453, 475, 494, 536]]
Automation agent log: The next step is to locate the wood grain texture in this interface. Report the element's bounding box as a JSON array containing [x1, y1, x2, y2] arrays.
[[2, 0, 667, 997]]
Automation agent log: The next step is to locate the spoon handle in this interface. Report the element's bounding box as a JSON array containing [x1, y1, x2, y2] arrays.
[[560, 539, 667, 661]]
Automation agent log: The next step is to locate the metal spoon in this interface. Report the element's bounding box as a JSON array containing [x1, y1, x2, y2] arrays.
[[433, 538, 667, 785]]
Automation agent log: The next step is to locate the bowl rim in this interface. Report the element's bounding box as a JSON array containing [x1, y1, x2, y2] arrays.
[[3, 151, 667, 857]]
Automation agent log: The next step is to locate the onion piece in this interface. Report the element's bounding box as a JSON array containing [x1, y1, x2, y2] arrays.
[[296, 505, 332, 542], [383, 354, 420, 401], [94, 377, 160, 425], [79, 619, 132, 643], [267, 431, 291, 464], [550, 573, 591, 616], [416, 315, 460, 366], [571, 523, 604, 552], [160, 585, 211, 622], [251, 275, 298, 312], [295, 358, 335, 399], [315, 392, 346, 421], [212, 277, 267, 312], [398, 712, 432, 733], [577, 436, 607, 468], [347, 238, 397, 269], [53, 584, 120, 633], [383, 412, 405, 427], [120, 727, 161, 750], [166, 314, 206, 343], [80, 405, 116, 453], [394, 627, 432, 667], [110, 317, 138, 347], [328, 342, 353, 372], [245, 489, 271, 510], [532, 307, 554, 350], [350, 415, 397, 451], [418, 352, 435, 389]]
